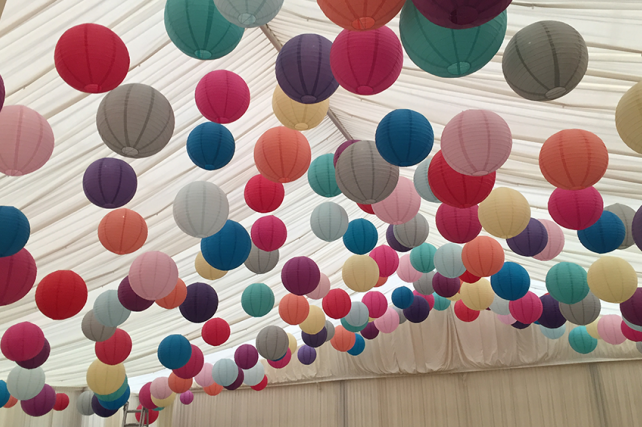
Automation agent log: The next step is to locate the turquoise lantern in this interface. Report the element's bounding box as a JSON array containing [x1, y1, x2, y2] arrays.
[[545, 262, 589, 305], [164, 0, 244, 60], [568, 326, 598, 354], [432, 294, 451, 311], [399, 2, 506, 78], [308, 154, 341, 198], [214, 0, 284, 27], [409, 243, 437, 273]]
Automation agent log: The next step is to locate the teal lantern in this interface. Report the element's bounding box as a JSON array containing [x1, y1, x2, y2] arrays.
[[214, 0, 283, 27], [241, 283, 274, 317], [568, 326, 598, 354], [164, 0, 244, 60], [545, 262, 589, 305], [399, 2, 506, 78], [432, 294, 451, 311], [308, 154, 341, 198], [409, 243, 437, 273]]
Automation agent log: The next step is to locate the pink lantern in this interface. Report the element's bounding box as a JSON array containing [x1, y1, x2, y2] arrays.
[[267, 348, 291, 369], [1, 322, 45, 362], [374, 306, 400, 333], [129, 251, 179, 300], [251, 215, 287, 252], [0, 106, 55, 176], [372, 177, 421, 225], [397, 254, 422, 283], [180, 390, 194, 405], [138, 383, 157, 410], [454, 299, 479, 322], [369, 245, 399, 277], [496, 313, 516, 325], [173, 345, 204, 379], [150, 377, 172, 400], [548, 187, 603, 230], [194, 363, 215, 387], [621, 321, 642, 342], [435, 204, 481, 243], [0, 248, 37, 306], [195, 70, 250, 124], [362, 291, 387, 318], [306, 273, 330, 300], [441, 110, 512, 176], [598, 314, 626, 345], [532, 219, 565, 261], [424, 293, 435, 310], [330, 26, 403, 96], [509, 292, 543, 324]]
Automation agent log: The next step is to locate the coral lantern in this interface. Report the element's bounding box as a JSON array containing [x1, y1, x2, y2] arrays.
[[98, 209, 148, 255], [254, 127, 311, 183], [461, 236, 504, 278], [317, 0, 405, 30]]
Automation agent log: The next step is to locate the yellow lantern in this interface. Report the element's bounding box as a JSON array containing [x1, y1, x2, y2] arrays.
[[195, 252, 227, 280], [299, 305, 326, 334], [151, 392, 176, 408], [615, 81, 642, 154], [460, 278, 494, 310], [272, 85, 329, 131], [342, 255, 379, 292], [447, 291, 462, 302], [86, 360, 126, 395], [478, 187, 531, 239], [586, 318, 602, 340], [587, 256, 637, 303], [286, 332, 298, 355]]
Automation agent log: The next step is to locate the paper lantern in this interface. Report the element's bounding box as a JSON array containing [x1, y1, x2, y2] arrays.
[[273, 85, 329, 131], [559, 292, 601, 326], [375, 109, 433, 167], [462, 236, 504, 278], [495, 311, 516, 324], [509, 292, 542, 325], [532, 219, 565, 261], [83, 158, 137, 209], [323, 289, 351, 319], [173, 181, 229, 239], [412, 0, 510, 29], [433, 294, 451, 311], [302, 328, 327, 348], [360, 292, 385, 319], [544, 262, 589, 306], [150, 392, 176, 409], [251, 216, 287, 252], [76, 391, 95, 415], [490, 261, 531, 301], [413, 157, 440, 203], [98, 209, 147, 255], [310, 202, 349, 243], [282, 257, 321, 295], [578, 211, 625, 254], [6, 365, 45, 401], [616, 81, 642, 154], [194, 254, 226, 282], [369, 245, 399, 278], [372, 177, 421, 225], [212, 359, 238, 387], [460, 279, 494, 311], [53, 393, 70, 411], [180, 283, 219, 323], [317, 0, 403, 30], [397, 254, 422, 283], [597, 314, 626, 345], [393, 214, 429, 249], [279, 293, 309, 325], [86, 360, 125, 395], [621, 288, 642, 327], [202, 318, 230, 346], [0, 206, 30, 257], [244, 245, 279, 275], [403, 295, 430, 323], [539, 129, 609, 190], [1, 105, 52, 177], [242, 363, 265, 387], [151, 377, 173, 400], [400, 3, 506, 78], [511, 320, 530, 330], [410, 243, 437, 274], [96, 387, 130, 412], [194, 363, 215, 387], [97, 83, 175, 158], [0, 75, 3, 111], [158, 335, 192, 370], [180, 391, 194, 405], [256, 325, 289, 360], [331, 326, 356, 352], [156, 279, 187, 310], [461, 270, 480, 283], [478, 187, 531, 239], [241, 283, 274, 318], [548, 187, 603, 231], [343, 301, 370, 330], [195, 71, 249, 124], [93, 290, 131, 328], [343, 219, 378, 255], [386, 225, 411, 252], [95, 329, 131, 366], [16, 339, 49, 370], [94, 376, 128, 402], [297, 345, 317, 365], [186, 122, 235, 171], [428, 151, 495, 208], [435, 204, 480, 244], [588, 256, 637, 303], [621, 322, 642, 342], [506, 218, 548, 257], [360, 322, 379, 340], [0, 249, 36, 306], [244, 175, 285, 213], [373, 306, 399, 333], [254, 126, 312, 183], [214, 0, 282, 26], [346, 334, 365, 356], [569, 326, 597, 354], [307, 154, 341, 198], [503, 21, 588, 101], [275, 34, 338, 104], [172, 344, 204, 379], [335, 140, 400, 204], [540, 324, 566, 340], [538, 294, 566, 329], [21, 384, 56, 417], [201, 220, 252, 270], [138, 383, 157, 410], [300, 305, 326, 335], [413, 272, 434, 295], [394, 307, 408, 324], [82, 310, 116, 342], [1, 322, 44, 362], [604, 204, 635, 249], [35, 270, 87, 320], [433, 244, 465, 279], [453, 299, 478, 322], [330, 26, 402, 96]]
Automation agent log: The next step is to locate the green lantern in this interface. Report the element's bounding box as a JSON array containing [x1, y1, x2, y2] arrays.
[[546, 262, 589, 305], [164, 0, 244, 60], [241, 283, 274, 317], [568, 326, 598, 354], [399, 2, 506, 78], [308, 154, 341, 198]]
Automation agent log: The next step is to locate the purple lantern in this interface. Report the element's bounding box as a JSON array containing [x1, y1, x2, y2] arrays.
[[234, 344, 259, 370], [224, 367, 244, 390], [297, 345, 317, 365], [275, 34, 339, 104], [180, 391, 194, 405], [537, 294, 566, 329], [91, 395, 119, 418], [301, 328, 327, 348], [403, 295, 430, 323], [411, 0, 512, 29], [179, 282, 218, 323], [511, 320, 530, 329], [621, 288, 642, 327], [632, 205, 642, 251], [17, 339, 50, 369], [281, 257, 321, 296], [386, 225, 411, 252], [83, 158, 137, 209], [506, 218, 548, 257], [432, 272, 461, 298], [21, 384, 56, 417], [118, 276, 153, 312], [360, 322, 379, 340], [0, 75, 4, 112], [333, 140, 359, 166]]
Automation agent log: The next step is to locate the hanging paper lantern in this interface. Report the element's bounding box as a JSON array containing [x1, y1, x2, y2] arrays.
[[435, 204, 480, 244], [255, 325, 289, 360], [82, 310, 116, 342], [342, 302, 370, 332], [282, 256, 321, 295], [251, 216, 287, 252], [93, 290, 130, 328], [621, 322, 642, 342], [254, 126, 311, 183], [412, 0, 511, 29], [0, 75, 4, 111], [54, 23, 129, 93], [179, 283, 219, 323], [375, 109, 433, 167], [92, 395, 121, 417], [433, 294, 451, 311], [616, 81, 642, 154], [186, 122, 235, 171], [372, 177, 421, 225], [297, 345, 317, 365], [393, 214, 429, 249], [397, 254, 422, 283], [386, 224, 411, 252], [537, 294, 566, 329], [233, 345, 259, 370], [460, 279, 494, 311], [1, 322, 44, 362], [0, 206, 30, 257], [173, 181, 229, 239], [578, 211, 625, 254], [331, 326, 356, 352], [0, 249, 36, 306], [413, 157, 440, 203], [317, 0, 404, 30], [35, 270, 87, 320], [506, 218, 548, 257], [343, 255, 379, 292], [158, 335, 192, 370], [323, 289, 351, 319], [77, 391, 95, 415], [545, 262, 589, 305], [194, 253, 226, 281], [428, 151, 495, 208], [21, 383, 56, 417], [503, 21, 588, 101], [242, 283, 275, 318], [532, 219, 565, 261], [275, 34, 338, 104], [361, 291, 387, 318], [490, 262, 529, 301], [201, 220, 252, 270], [279, 293, 309, 325], [478, 187, 531, 239], [287, 333, 298, 355], [173, 345, 204, 379], [604, 204, 635, 249], [212, 359, 239, 387], [168, 375, 191, 398], [128, 251, 179, 301], [99, 209, 147, 256], [335, 140, 400, 204], [330, 26, 403, 96], [539, 324, 566, 340], [156, 279, 187, 310], [400, 3, 506, 78], [203, 382, 224, 396], [273, 85, 329, 131], [95, 376, 128, 403], [151, 392, 175, 409], [310, 202, 349, 243], [180, 391, 194, 405], [83, 158, 137, 209], [441, 110, 512, 176], [434, 243, 466, 278], [509, 292, 543, 324], [244, 174, 284, 213], [86, 360, 126, 395], [588, 256, 637, 304], [195, 363, 215, 387], [95, 329, 131, 366], [195, 70, 249, 124], [391, 286, 414, 310], [347, 334, 366, 356], [17, 339, 49, 370], [245, 245, 279, 274], [1, 106, 53, 177], [138, 383, 157, 410], [403, 295, 430, 323], [214, 0, 282, 27], [53, 393, 70, 411], [360, 322, 378, 339], [302, 328, 327, 348], [490, 295, 510, 315], [597, 315, 626, 345], [6, 366, 45, 401], [461, 270, 481, 284], [202, 318, 230, 346], [409, 243, 437, 274], [454, 299, 479, 322], [343, 219, 378, 255], [539, 129, 608, 190], [242, 363, 265, 387], [620, 288, 642, 327], [414, 272, 434, 295], [97, 83, 175, 158], [307, 273, 330, 300], [559, 292, 600, 326], [586, 319, 602, 340], [461, 236, 504, 278], [308, 154, 341, 198], [369, 245, 399, 277]]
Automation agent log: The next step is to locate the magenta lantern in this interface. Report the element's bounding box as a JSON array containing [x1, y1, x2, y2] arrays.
[[1, 322, 45, 362], [180, 390, 194, 405], [435, 204, 481, 243], [234, 344, 259, 370], [281, 257, 321, 295], [195, 70, 250, 124], [21, 384, 56, 417], [509, 292, 543, 324], [369, 245, 399, 277], [361, 291, 387, 318], [251, 215, 287, 252], [411, 0, 512, 29], [548, 187, 603, 230], [0, 248, 37, 306], [173, 345, 204, 379]]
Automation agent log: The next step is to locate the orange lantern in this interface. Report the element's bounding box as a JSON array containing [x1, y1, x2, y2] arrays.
[[156, 279, 187, 309], [539, 129, 608, 190], [278, 294, 310, 325], [330, 325, 356, 352], [4, 395, 17, 408], [461, 236, 504, 278], [168, 372, 192, 394], [317, 0, 405, 31], [375, 276, 387, 288], [98, 208, 147, 255], [254, 126, 311, 183], [203, 382, 223, 396]]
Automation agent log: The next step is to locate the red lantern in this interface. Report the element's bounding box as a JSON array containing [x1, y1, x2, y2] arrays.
[[1, 322, 45, 362], [459, 270, 480, 284], [267, 348, 292, 369], [254, 127, 312, 183], [202, 318, 230, 346], [509, 292, 543, 324], [244, 174, 285, 213], [454, 299, 480, 322], [173, 344, 204, 379], [53, 393, 69, 411], [0, 248, 37, 306], [435, 204, 481, 243], [251, 216, 287, 251], [135, 404, 159, 424], [322, 289, 352, 319], [548, 187, 603, 230], [54, 23, 129, 93], [195, 70, 250, 124], [251, 376, 268, 391], [375, 276, 387, 287], [95, 328, 132, 365], [369, 245, 399, 277], [621, 321, 642, 342], [35, 270, 87, 320], [357, 203, 374, 214]]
